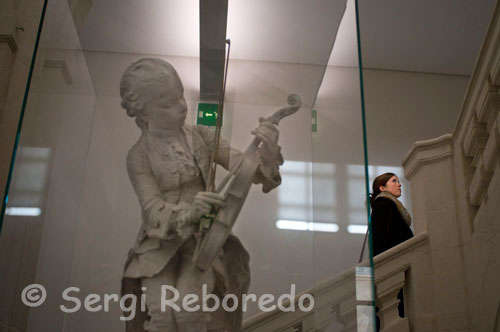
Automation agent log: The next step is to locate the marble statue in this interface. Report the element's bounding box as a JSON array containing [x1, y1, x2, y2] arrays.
[[119, 58, 284, 332]]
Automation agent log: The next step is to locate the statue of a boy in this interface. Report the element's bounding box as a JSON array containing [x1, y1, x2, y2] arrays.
[[119, 58, 283, 332]]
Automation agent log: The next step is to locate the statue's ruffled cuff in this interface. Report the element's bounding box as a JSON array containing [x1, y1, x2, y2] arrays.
[[142, 200, 173, 239], [255, 145, 284, 193], [143, 200, 194, 240], [171, 202, 196, 240]]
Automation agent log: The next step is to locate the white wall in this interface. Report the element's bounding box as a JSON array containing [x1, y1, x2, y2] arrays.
[[363, 69, 469, 165]]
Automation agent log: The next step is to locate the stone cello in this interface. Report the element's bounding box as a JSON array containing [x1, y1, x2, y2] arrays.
[[193, 93, 302, 271]]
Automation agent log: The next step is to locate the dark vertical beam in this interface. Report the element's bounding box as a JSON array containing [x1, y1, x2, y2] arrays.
[[199, 0, 228, 101]]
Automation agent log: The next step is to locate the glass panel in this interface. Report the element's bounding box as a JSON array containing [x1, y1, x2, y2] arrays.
[[0, 0, 97, 330], [310, 0, 374, 330], [0, 0, 374, 331]]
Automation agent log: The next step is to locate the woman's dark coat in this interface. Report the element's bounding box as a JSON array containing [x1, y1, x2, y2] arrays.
[[371, 197, 414, 256]]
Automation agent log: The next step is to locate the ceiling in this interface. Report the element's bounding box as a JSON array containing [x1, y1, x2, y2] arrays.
[[355, 0, 496, 75], [78, 0, 345, 67], [77, 0, 495, 76]]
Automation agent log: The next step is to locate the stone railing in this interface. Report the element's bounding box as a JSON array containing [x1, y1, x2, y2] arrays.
[[373, 232, 429, 332], [242, 233, 429, 332], [242, 265, 356, 332]]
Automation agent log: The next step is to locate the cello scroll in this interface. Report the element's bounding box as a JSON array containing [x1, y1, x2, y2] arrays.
[[193, 94, 302, 271]]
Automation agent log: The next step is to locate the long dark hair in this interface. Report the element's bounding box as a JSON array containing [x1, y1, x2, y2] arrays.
[[370, 172, 396, 207]]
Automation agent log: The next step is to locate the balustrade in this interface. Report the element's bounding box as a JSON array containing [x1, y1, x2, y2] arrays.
[[242, 233, 429, 332]]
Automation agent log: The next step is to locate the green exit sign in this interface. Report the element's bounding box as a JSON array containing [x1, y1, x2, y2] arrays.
[[312, 109, 317, 132], [197, 103, 220, 127]]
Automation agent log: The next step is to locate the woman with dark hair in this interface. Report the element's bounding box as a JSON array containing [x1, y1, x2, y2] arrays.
[[370, 172, 413, 326], [370, 172, 413, 256]]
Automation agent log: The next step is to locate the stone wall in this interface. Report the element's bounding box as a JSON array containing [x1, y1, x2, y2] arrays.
[[452, 0, 500, 328], [403, 1, 500, 330]]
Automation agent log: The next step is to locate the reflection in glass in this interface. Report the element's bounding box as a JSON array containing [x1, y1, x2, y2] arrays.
[[276, 220, 340, 233], [6, 147, 51, 212]]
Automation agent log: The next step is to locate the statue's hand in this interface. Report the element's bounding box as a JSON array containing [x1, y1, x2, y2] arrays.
[[189, 192, 226, 224], [252, 118, 279, 165]]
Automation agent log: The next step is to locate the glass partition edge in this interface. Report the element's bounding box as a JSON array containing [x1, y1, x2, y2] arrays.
[[0, 0, 49, 234], [355, 0, 377, 330]]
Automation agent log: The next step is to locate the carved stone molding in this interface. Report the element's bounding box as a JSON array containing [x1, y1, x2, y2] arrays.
[[402, 134, 454, 180], [0, 34, 17, 53], [475, 80, 500, 128], [335, 296, 357, 332], [463, 115, 488, 167], [497, 109, 500, 135], [489, 32, 500, 86], [43, 59, 73, 85], [0, 11, 18, 53], [375, 270, 410, 332], [469, 157, 493, 206], [483, 122, 500, 173], [456, 0, 500, 142]]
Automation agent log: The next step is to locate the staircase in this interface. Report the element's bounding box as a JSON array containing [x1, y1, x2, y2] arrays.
[[243, 1, 500, 331], [242, 234, 429, 332]]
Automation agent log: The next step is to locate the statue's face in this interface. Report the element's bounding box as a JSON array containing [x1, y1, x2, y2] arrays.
[[146, 77, 187, 130]]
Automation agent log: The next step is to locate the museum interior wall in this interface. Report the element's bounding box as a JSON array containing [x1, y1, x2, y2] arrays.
[[371, 1, 500, 330], [0, 0, 497, 331]]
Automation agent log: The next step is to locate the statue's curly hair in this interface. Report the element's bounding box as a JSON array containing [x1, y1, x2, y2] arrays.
[[119, 58, 181, 131]]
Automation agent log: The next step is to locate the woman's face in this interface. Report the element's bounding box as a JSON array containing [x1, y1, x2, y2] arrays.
[[146, 77, 187, 130], [380, 175, 402, 197]]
